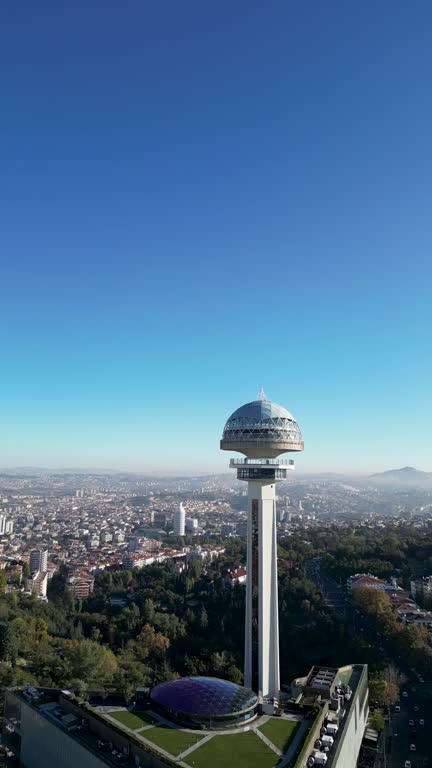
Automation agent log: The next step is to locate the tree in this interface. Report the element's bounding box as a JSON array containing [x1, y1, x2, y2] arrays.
[[0, 623, 14, 663], [142, 598, 155, 624], [368, 672, 398, 706], [200, 607, 208, 629], [370, 711, 385, 732]]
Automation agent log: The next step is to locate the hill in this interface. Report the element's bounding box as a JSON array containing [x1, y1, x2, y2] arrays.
[[370, 466, 432, 486]]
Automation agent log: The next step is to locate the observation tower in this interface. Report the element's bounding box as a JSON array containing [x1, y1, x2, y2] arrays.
[[221, 389, 304, 706]]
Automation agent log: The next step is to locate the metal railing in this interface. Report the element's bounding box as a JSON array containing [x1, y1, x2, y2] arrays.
[[230, 458, 295, 466]]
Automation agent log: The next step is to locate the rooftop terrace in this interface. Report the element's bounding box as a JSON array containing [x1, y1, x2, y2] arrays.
[[4, 687, 303, 768], [4, 667, 367, 768]]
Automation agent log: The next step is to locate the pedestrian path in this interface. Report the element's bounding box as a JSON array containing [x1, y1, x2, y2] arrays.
[[254, 727, 282, 756], [177, 733, 214, 761]]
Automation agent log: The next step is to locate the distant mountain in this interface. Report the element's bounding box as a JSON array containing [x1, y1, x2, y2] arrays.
[[370, 466, 432, 486]]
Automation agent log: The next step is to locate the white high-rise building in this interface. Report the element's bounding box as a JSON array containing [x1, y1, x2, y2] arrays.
[[173, 503, 186, 536], [0, 515, 6, 535], [221, 389, 304, 705], [29, 549, 48, 575], [27, 570, 48, 599]]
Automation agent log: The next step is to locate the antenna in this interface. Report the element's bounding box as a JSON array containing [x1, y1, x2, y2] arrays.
[[258, 386, 267, 401]]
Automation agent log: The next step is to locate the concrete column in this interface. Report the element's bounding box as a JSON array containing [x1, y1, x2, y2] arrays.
[[246, 479, 280, 700]]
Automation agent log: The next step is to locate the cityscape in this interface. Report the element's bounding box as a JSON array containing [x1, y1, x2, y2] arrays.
[[1, 414, 432, 767]]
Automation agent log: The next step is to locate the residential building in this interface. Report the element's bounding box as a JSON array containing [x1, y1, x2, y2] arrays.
[[29, 549, 48, 575], [26, 570, 48, 599], [185, 517, 198, 533]]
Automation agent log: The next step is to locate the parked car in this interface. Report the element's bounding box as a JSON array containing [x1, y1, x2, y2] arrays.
[[410, 743, 416, 751], [419, 718, 425, 726], [403, 691, 409, 698]]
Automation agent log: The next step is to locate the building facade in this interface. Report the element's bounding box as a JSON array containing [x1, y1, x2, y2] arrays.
[[173, 503, 185, 536], [29, 549, 48, 575]]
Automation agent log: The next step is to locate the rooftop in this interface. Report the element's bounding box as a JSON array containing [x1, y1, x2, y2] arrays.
[[4, 687, 300, 768], [4, 667, 367, 768]]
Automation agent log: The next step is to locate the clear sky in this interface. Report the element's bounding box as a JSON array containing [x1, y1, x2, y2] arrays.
[[1, 1, 431, 473]]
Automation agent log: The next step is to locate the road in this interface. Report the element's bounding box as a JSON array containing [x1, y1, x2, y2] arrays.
[[306, 557, 432, 767], [387, 683, 432, 768], [306, 557, 346, 614]]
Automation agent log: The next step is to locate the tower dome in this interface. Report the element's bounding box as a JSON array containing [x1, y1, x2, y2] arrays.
[[220, 389, 303, 458]]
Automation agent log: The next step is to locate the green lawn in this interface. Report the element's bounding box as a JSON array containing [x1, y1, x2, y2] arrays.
[[259, 718, 299, 752], [143, 726, 205, 756], [109, 710, 155, 730], [184, 732, 277, 768]]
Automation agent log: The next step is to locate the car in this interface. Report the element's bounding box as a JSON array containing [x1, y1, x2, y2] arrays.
[[404, 761, 411, 768], [403, 691, 409, 698], [410, 743, 416, 751], [409, 720, 415, 727], [413, 706, 420, 712], [395, 704, 401, 712], [419, 718, 425, 726], [419, 676, 424, 683]]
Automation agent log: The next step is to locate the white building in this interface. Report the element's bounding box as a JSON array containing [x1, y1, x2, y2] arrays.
[[29, 549, 48, 575], [185, 517, 198, 533], [27, 570, 48, 599], [5, 519, 14, 534], [347, 573, 402, 592], [173, 503, 185, 536], [292, 664, 369, 768]]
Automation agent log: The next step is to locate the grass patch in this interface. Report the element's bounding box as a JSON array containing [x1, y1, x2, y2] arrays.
[[109, 710, 155, 730], [134, 710, 156, 725], [259, 718, 299, 752], [143, 726, 205, 756], [185, 732, 277, 768]]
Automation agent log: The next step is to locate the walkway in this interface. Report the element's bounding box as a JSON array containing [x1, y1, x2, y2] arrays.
[[177, 734, 214, 761], [255, 728, 282, 756], [278, 719, 311, 768]]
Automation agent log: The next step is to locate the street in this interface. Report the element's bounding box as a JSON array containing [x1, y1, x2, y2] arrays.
[[306, 557, 432, 767], [387, 683, 432, 768]]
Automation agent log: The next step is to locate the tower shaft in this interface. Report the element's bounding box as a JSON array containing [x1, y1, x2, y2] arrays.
[[245, 479, 280, 700]]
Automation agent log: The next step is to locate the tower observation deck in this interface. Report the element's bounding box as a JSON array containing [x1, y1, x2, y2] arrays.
[[221, 390, 304, 706]]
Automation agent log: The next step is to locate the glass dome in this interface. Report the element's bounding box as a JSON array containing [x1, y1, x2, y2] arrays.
[[150, 676, 258, 727], [220, 394, 304, 458]]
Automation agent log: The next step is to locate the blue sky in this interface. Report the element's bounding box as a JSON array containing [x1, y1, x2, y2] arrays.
[[1, 1, 431, 472]]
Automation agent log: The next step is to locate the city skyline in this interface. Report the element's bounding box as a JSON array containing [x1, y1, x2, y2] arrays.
[[2, 3, 432, 472]]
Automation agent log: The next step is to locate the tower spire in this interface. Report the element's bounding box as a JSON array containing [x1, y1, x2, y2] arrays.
[[258, 386, 266, 401]]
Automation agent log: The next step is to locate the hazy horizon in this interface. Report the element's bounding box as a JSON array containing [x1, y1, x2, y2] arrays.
[[0, 462, 430, 477]]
